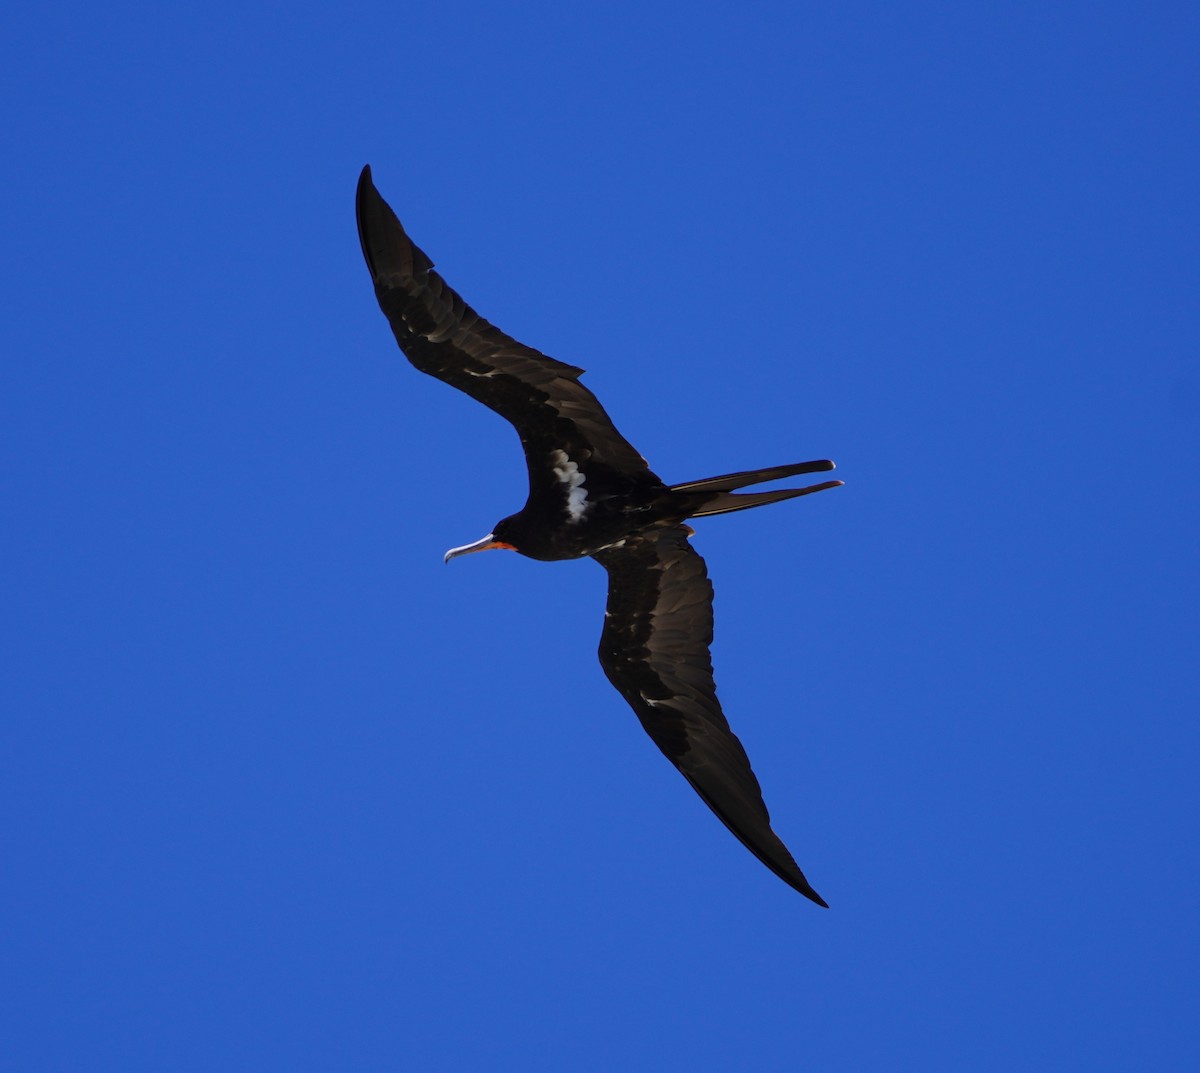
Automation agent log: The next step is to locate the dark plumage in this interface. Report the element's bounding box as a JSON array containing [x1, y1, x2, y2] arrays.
[[356, 165, 841, 905]]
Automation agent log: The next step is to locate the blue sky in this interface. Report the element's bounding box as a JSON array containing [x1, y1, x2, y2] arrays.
[[3, 1, 1197, 1069]]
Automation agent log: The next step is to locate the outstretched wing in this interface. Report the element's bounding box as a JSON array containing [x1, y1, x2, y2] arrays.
[[593, 526, 827, 905], [356, 166, 657, 494]]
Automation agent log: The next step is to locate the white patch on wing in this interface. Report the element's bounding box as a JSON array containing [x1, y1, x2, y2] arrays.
[[550, 449, 589, 522]]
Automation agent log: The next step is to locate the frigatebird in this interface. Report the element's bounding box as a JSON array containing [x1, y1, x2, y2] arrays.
[[356, 165, 842, 906]]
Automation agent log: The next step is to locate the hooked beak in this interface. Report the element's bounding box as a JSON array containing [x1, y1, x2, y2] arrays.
[[443, 533, 516, 564]]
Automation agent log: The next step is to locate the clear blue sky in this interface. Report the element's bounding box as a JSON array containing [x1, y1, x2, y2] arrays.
[[3, 2, 1197, 1069]]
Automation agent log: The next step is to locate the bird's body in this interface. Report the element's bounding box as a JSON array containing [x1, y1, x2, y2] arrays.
[[356, 166, 841, 906]]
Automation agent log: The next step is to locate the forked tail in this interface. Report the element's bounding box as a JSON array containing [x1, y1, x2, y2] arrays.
[[672, 460, 843, 518]]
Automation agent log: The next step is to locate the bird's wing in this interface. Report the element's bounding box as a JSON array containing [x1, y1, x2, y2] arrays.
[[356, 166, 657, 490], [593, 526, 827, 905]]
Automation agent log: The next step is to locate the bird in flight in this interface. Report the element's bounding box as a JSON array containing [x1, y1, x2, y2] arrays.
[[356, 166, 842, 905]]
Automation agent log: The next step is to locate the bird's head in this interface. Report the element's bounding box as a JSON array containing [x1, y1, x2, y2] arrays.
[[443, 515, 521, 563]]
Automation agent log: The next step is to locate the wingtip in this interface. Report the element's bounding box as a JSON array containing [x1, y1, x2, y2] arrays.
[[355, 166, 380, 276], [355, 166, 434, 282], [356, 164, 377, 212], [786, 868, 829, 907]]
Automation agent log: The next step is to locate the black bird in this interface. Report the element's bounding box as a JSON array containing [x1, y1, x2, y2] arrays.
[[356, 166, 842, 906]]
